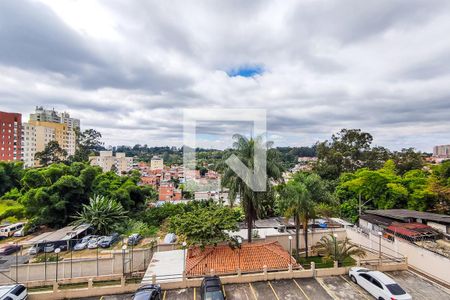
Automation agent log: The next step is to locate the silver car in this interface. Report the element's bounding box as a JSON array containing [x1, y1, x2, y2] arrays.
[[44, 243, 55, 253], [87, 236, 105, 249], [28, 244, 43, 255], [74, 235, 94, 251]]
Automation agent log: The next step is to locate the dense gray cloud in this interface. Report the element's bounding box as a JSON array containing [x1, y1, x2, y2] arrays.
[[0, 0, 450, 151]]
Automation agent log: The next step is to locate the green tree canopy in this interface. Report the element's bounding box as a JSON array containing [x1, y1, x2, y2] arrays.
[[35, 141, 67, 166], [277, 172, 335, 257], [169, 203, 241, 249], [221, 134, 283, 242], [336, 160, 439, 222]]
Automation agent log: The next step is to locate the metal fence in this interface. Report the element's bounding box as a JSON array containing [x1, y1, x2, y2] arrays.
[[0, 236, 156, 285]]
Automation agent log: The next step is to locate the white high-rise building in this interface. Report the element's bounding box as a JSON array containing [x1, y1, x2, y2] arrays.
[[22, 123, 56, 167], [433, 145, 450, 158], [89, 151, 133, 175]]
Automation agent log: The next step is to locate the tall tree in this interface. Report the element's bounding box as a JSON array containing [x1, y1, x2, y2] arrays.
[[34, 141, 67, 166], [221, 134, 282, 243], [277, 172, 334, 257], [71, 129, 104, 162], [315, 129, 378, 179], [392, 148, 424, 174], [0, 162, 24, 196]]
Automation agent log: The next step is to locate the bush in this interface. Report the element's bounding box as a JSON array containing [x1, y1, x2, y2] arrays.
[[119, 220, 159, 237]]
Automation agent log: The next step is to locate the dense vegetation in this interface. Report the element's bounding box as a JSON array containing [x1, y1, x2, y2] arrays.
[[0, 128, 448, 248], [0, 162, 156, 228]]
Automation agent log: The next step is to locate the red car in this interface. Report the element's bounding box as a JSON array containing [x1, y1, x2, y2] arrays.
[[0, 244, 20, 255]]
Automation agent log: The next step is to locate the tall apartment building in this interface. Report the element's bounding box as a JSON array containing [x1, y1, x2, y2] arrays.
[[22, 123, 56, 167], [0, 111, 22, 162], [30, 107, 80, 131], [89, 151, 133, 175], [433, 145, 450, 158], [22, 107, 80, 167]]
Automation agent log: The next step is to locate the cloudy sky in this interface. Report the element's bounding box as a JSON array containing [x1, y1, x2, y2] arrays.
[[1, 0, 450, 151]]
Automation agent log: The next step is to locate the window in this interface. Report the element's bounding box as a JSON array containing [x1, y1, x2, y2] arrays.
[[370, 278, 383, 289], [386, 284, 406, 295], [360, 274, 372, 281], [11, 284, 26, 296]]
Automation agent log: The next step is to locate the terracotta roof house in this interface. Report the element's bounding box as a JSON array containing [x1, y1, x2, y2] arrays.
[[185, 241, 298, 277]]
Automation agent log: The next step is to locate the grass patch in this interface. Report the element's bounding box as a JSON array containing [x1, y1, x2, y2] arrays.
[[126, 277, 142, 284], [93, 280, 121, 287], [28, 285, 53, 293], [299, 256, 356, 269], [58, 282, 88, 290]]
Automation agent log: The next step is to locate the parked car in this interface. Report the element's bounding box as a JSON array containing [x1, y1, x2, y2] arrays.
[[200, 276, 225, 300], [13, 225, 37, 237], [87, 236, 105, 249], [349, 267, 412, 300], [99, 233, 120, 248], [12, 228, 25, 237], [128, 233, 142, 246], [132, 284, 161, 300], [44, 243, 55, 253], [28, 244, 43, 255], [0, 223, 25, 238], [74, 235, 94, 251], [0, 284, 27, 300], [55, 243, 68, 252], [0, 244, 21, 256], [163, 233, 176, 244]]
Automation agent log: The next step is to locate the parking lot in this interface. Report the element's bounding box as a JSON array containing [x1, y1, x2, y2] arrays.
[[92, 270, 450, 300]]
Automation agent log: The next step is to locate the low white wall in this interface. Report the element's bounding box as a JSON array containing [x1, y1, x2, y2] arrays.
[[346, 227, 450, 285]]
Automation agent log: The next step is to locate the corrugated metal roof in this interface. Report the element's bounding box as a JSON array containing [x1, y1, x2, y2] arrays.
[[26, 224, 91, 244], [366, 209, 450, 225]]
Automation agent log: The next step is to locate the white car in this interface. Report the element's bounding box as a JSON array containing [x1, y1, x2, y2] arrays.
[[0, 284, 27, 300], [349, 267, 412, 300]]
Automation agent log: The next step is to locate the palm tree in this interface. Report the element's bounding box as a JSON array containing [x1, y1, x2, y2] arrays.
[[277, 172, 333, 257], [72, 195, 128, 235], [221, 134, 282, 243], [315, 234, 366, 266]]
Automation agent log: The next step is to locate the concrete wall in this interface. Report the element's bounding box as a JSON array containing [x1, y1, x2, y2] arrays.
[[28, 261, 409, 300], [1, 248, 152, 285], [346, 227, 450, 285]]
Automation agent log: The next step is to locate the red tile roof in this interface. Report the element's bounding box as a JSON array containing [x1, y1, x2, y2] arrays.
[[186, 241, 298, 277]]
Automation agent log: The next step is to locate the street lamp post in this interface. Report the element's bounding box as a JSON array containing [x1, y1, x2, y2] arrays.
[[378, 231, 382, 259], [288, 236, 293, 263], [122, 245, 127, 276], [44, 242, 47, 281], [182, 241, 187, 274], [70, 242, 73, 278], [333, 233, 338, 263], [15, 242, 18, 283], [237, 237, 243, 271], [96, 246, 99, 276], [55, 248, 61, 282]]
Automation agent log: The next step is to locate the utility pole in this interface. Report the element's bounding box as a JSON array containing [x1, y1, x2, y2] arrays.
[[358, 192, 372, 216]]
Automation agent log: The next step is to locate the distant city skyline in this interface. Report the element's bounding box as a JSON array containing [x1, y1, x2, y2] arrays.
[[1, 1, 450, 152]]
